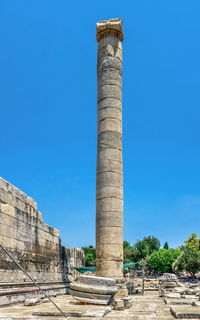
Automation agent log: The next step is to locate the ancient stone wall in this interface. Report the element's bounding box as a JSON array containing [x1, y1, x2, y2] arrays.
[[0, 177, 84, 284]]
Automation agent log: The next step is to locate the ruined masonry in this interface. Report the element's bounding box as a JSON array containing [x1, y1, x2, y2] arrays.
[[0, 177, 84, 305]]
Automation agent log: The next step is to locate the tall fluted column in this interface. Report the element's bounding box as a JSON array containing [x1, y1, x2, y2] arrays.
[[96, 19, 124, 278]]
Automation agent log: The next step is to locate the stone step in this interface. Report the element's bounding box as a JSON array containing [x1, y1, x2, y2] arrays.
[[165, 298, 193, 305], [171, 305, 200, 318]]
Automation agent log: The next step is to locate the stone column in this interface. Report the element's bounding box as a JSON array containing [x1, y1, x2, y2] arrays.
[[96, 19, 124, 279]]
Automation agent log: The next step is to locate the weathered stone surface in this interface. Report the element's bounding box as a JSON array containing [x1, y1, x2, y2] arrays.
[[24, 298, 41, 306], [70, 289, 112, 305], [122, 297, 133, 308], [98, 69, 122, 86], [162, 281, 177, 288], [112, 298, 125, 310], [187, 288, 200, 295], [70, 275, 118, 305], [171, 305, 200, 318], [96, 212, 123, 228], [182, 295, 199, 300], [97, 56, 122, 75], [98, 118, 122, 134], [96, 227, 123, 246], [97, 159, 122, 175], [162, 273, 178, 280], [96, 243, 123, 260], [83, 306, 112, 317], [165, 298, 193, 305], [96, 260, 123, 278], [96, 19, 123, 42], [0, 290, 179, 319], [165, 292, 181, 299], [98, 130, 122, 150], [96, 186, 123, 201], [98, 106, 121, 121], [96, 19, 124, 281], [174, 287, 187, 294], [98, 146, 122, 162], [0, 177, 84, 304], [97, 172, 123, 188], [98, 97, 122, 111]]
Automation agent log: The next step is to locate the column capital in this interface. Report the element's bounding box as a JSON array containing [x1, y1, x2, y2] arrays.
[[96, 18, 124, 42]]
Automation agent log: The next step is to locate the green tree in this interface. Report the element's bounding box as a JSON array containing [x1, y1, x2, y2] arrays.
[[173, 248, 200, 278], [148, 249, 180, 273], [163, 242, 169, 250], [134, 236, 160, 261], [184, 233, 200, 251], [123, 241, 136, 263], [82, 245, 96, 266]]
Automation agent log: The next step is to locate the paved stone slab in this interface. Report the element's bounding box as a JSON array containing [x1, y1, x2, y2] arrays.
[[171, 305, 200, 318], [165, 293, 181, 299], [165, 298, 193, 305], [0, 291, 187, 319]]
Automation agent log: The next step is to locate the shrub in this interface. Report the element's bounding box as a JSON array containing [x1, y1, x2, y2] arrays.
[[173, 248, 200, 278], [148, 249, 180, 273]]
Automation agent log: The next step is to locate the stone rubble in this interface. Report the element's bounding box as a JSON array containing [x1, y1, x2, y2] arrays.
[[159, 273, 200, 319]]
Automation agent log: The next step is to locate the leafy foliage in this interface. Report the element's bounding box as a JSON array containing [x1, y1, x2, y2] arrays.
[[123, 241, 136, 263], [184, 233, 200, 251], [82, 236, 161, 266], [148, 249, 180, 273], [163, 242, 169, 250], [82, 245, 96, 266], [173, 248, 200, 278], [134, 236, 161, 261]]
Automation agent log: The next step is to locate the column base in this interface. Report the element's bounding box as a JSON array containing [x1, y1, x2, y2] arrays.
[[70, 275, 118, 305]]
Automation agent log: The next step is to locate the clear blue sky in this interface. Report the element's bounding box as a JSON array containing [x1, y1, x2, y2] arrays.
[[0, 1, 200, 249]]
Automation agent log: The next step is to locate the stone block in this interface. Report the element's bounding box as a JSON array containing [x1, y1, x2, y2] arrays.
[[122, 297, 133, 308], [97, 158, 122, 173], [187, 288, 200, 295], [162, 273, 177, 280], [96, 196, 123, 212], [98, 118, 122, 134], [24, 298, 41, 306], [98, 145, 122, 161], [96, 226, 123, 244], [165, 293, 181, 299], [171, 305, 200, 318], [98, 83, 121, 101], [182, 295, 199, 300], [112, 298, 125, 310], [98, 68, 122, 86], [98, 130, 122, 150], [98, 107, 121, 122], [96, 211, 123, 227], [96, 243, 123, 260], [174, 287, 187, 294], [165, 298, 193, 305], [98, 97, 122, 111], [161, 280, 177, 288], [83, 306, 112, 317], [96, 260, 123, 278], [96, 185, 123, 201], [0, 203, 15, 217]]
